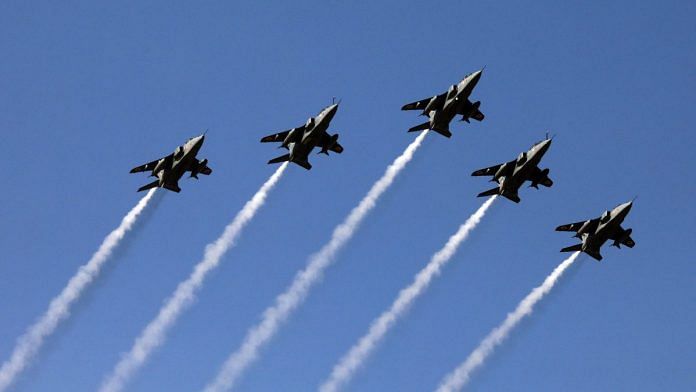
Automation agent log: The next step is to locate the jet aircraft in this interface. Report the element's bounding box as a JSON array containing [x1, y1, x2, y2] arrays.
[[401, 69, 485, 138], [556, 200, 635, 261], [260, 103, 343, 170], [471, 137, 553, 203], [130, 134, 211, 192]]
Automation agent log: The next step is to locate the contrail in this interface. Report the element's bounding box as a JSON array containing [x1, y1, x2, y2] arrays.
[[436, 251, 581, 392], [0, 189, 158, 392], [99, 163, 288, 392], [320, 196, 497, 392], [204, 131, 428, 392]]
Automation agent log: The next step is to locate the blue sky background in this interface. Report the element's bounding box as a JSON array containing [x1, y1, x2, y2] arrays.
[[1, 1, 694, 391]]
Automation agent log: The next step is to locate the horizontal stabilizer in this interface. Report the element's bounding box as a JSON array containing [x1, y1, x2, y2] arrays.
[[268, 154, 290, 164], [162, 182, 181, 193], [560, 244, 582, 253], [407, 121, 431, 133], [502, 192, 521, 203], [296, 160, 312, 170], [477, 187, 500, 198], [431, 127, 452, 138], [137, 180, 159, 192]]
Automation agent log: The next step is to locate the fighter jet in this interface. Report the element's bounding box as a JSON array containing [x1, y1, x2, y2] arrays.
[[130, 134, 212, 193], [401, 69, 485, 138], [260, 103, 343, 170], [471, 137, 553, 203], [556, 200, 635, 261]]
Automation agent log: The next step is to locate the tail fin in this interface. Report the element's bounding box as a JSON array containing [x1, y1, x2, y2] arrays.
[[268, 154, 290, 165], [408, 121, 431, 133], [477, 187, 500, 198], [560, 244, 582, 253], [137, 180, 159, 192]]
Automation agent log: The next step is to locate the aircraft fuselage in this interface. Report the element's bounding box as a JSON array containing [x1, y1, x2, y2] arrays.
[[582, 201, 633, 254], [499, 139, 552, 197]]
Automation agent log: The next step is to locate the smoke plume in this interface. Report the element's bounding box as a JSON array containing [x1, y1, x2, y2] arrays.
[[204, 132, 428, 392], [0, 189, 158, 392], [320, 196, 497, 392], [436, 252, 581, 392], [99, 164, 288, 392]]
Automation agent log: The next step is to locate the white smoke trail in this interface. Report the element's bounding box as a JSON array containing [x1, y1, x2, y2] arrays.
[[99, 163, 288, 392], [0, 189, 158, 392], [204, 131, 428, 392], [436, 251, 581, 392], [320, 196, 497, 392]]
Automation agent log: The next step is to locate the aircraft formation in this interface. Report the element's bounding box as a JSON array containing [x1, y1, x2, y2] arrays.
[[130, 68, 635, 261]]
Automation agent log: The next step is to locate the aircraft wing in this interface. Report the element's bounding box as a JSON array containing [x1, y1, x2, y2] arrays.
[[555, 218, 598, 232], [197, 165, 212, 175], [188, 158, 212, 175], [459, 99, 485, 121], [471, 110, 484, 121], [260, 126, 304, 143], [609, 226, 636, 248], [529, 166, 553, 187], [130, 155, 170, 173], [471, 160, 514, 177], [401, 93, 445, 111], [318, 132, 344, 154]]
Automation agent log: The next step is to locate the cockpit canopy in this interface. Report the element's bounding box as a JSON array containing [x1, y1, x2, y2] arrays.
[[516, 152, 527, 165], [446, 84, 458, 100], [174, 146, 184, 159], [600, 210, 611, 223]]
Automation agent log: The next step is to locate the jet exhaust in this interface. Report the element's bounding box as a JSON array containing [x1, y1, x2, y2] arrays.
[[0, 189, 159, 392], [320, 196, 497, 392], [436, 252, 581, 392], [98, 163, 288, 392], [203, 131, 428, 392]]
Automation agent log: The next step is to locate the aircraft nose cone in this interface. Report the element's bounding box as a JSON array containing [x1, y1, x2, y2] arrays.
[[472, 69, 483, 81], [534, 138, 552, 153], [618, 200, 633, 215], [324, 103, 339, 120]]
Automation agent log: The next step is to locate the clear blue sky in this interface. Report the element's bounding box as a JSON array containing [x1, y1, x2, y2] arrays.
[[1, 1, 694, 391]]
